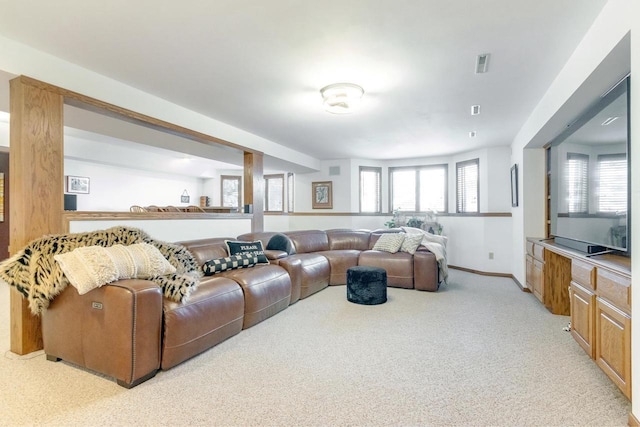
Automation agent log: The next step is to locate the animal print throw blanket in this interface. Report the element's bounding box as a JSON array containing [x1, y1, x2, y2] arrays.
[[0, 226, 201, 315]]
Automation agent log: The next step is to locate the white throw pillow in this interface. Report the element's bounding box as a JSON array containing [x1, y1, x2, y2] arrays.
[[372, 233, 406, 254], [54, 243, 176, 295], [400, 233, 423, 255], [54, 246, 119, 295]]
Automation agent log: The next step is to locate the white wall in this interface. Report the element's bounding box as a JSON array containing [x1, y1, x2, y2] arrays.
[[65, 159, 205, 211], [69, 218, 252, 242]]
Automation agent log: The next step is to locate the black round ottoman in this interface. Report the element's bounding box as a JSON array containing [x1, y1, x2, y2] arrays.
[[346, 266, 387, 305]]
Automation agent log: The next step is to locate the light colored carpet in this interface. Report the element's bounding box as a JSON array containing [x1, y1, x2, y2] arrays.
[[0, 270, 630, 426]]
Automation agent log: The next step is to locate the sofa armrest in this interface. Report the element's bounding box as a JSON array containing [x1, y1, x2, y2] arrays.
[[413, 251, 439, 291], [264, 249, 288, 262], [42, 279, 163, 388]]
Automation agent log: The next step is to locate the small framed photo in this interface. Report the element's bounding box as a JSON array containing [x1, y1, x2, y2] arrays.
[[510, 164, 518, 207], [312, 181, 333, 209], [66, 175, 90, 194]]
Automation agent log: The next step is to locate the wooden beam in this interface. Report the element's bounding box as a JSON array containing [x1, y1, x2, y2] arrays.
[[9, 76, 64, 354], [244, 152, 264, 232]]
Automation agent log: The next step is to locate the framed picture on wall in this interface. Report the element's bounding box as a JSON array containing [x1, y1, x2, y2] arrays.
[[66, 175, 90, 194], [510, 164, 518, 207], [312, 181, 333, 209]]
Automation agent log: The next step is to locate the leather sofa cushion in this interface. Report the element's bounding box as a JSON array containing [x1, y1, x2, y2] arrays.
[[285, 230, 329, 253], [279, 253, 330, 300], [162, 277, 244, 370], [358, 250, 414, 289], [326, 230, 371, 251], [223, 265, 291, 329], [316, 249, 360, 285]]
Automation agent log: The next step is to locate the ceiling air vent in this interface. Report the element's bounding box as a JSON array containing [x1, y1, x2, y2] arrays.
[[471, 105, 481, 115], [475, 54, 490, 74]]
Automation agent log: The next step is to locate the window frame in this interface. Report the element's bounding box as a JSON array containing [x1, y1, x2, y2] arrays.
[[566, 152, 589, 214], [220, 175, 242, 211], [455, 158, 479, 213], [287, 172, 295, 213], [359, 166, 382, 213], [388, 164, 448, 213], [264, 173, 285, 213]]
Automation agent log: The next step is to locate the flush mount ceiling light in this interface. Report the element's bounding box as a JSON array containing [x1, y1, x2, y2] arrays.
[[320, 83, 364, 114]]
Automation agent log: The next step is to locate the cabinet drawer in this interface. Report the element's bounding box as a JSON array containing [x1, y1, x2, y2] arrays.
[[533, 244, 544, 261], [597, 269, 630, 313], [526, 241, 534, 257], [571, 259, 595, 290]]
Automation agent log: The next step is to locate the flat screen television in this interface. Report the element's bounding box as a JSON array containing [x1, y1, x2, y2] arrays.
[[549, 75, 630, 254]]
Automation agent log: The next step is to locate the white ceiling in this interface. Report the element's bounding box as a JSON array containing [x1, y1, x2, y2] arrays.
[[0, 0, 611, 166]]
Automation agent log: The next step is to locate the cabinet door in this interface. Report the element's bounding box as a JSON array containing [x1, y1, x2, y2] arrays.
[[532, 259, 543, 303], [569, 282, 595, 358], [595, 297, 631, 399], [525, 255, 533, 290]]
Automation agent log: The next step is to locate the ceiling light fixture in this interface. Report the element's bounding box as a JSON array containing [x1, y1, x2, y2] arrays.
[[475, 53, 490, 73], [471, 105, 481, 115], [601, 116, 619, 126], [320, 83, 364, 114]]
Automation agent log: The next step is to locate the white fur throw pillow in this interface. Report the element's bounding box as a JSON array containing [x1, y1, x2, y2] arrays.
[[372, 233, 406, 254], [54, 243, 176, 295]]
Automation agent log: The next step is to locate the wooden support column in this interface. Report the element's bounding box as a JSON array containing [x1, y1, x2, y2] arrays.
[[244, 151, 264, 232], [9, 76, 64, 354]]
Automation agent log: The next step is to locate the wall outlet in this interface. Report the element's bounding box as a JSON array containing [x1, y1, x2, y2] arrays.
[[489, 252, 494, 260]]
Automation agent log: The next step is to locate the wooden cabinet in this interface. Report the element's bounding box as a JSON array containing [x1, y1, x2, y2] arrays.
[[527, 238, 631, 399], [569, 282, 595, 358], [595, 298, 631, 398], [525, 240, 544, 304]]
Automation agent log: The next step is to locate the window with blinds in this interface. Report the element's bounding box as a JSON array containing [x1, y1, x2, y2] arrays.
[[264, 174, 284, 212], [566, 153, 588, 214], [597, 153, 627, 213], [359, 167, 381, 213], [456, 159, 479, 213], [389, 164, 447, 213]]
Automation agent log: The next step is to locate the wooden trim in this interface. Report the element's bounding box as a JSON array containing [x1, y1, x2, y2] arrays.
[[267, 212, 512, 217], [64, 211, 251, 220], [448, 265, 527, 292], [16, 76, 258, 155], [245, 152, 264, 232], [438, 212, 511, 217], [628, 412, 640, 427]]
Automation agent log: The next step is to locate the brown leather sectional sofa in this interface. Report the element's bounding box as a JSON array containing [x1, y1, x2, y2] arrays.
[[42, 229, 439, 388]]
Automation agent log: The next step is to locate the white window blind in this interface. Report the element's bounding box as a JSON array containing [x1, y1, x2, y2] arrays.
[[566, 153, 588, 214], [391, 169, 416, 212], [597, 154, 627, 213], [265, 174, 284, 212], [456, 159, 479, 213], [419, 166, 447, 212], [359, 167, 381, 213]]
